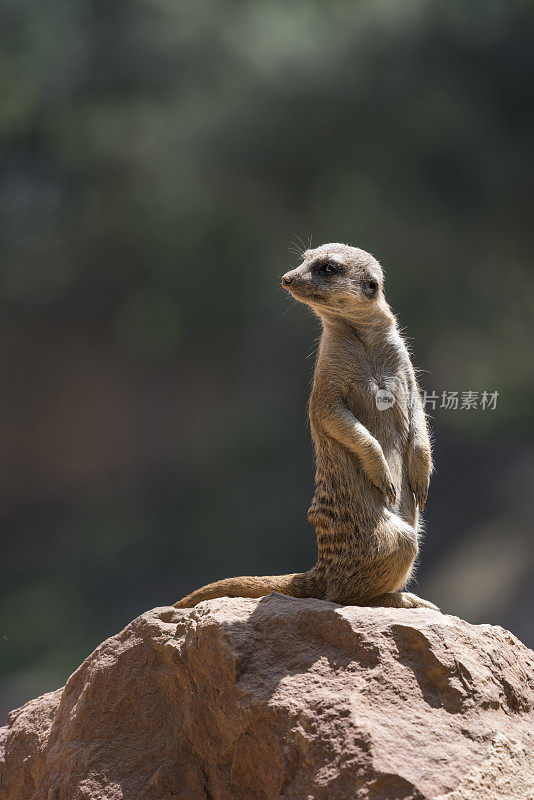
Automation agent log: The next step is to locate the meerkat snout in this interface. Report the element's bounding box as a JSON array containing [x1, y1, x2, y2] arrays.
[[282, 273, 293, 286]]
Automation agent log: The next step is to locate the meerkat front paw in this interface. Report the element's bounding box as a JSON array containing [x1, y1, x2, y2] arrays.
[[368, 463, 397, 506], [377, 477, 397, 506], [409, 478, 429, 511], [407, 442, 431, 510], [386, 482, 397, 506]]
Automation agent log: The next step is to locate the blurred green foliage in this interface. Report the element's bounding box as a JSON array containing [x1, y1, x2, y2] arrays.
[[1, 0, 534, 716]]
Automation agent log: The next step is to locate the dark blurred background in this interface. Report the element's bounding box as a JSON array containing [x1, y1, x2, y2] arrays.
[[1, 0, 534, 719]]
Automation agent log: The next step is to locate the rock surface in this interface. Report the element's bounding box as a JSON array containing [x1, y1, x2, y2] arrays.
[[1, 595, 534, 800]]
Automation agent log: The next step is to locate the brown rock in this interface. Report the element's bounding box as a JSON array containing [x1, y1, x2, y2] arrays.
[[1, 595, 533, 800]]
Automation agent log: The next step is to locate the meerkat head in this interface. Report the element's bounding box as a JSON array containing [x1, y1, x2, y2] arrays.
[[281, 243, 385, 320]]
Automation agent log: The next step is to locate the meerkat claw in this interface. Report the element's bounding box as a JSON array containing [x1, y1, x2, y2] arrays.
[[410, 482, 428, 511], [386, 483, 397, 506]]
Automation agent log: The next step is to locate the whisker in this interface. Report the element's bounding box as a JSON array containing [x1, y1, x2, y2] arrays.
[[306, 336, 321, 360], [294, 233, 308, 253], [287, 245, 302, 258], [289, 237, 304, 258], [280, 298, 296, 318]]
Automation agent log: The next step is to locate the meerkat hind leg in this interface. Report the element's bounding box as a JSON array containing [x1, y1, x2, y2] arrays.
[[369, 591, 440, 611]]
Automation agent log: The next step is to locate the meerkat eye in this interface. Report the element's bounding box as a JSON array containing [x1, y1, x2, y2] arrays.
[[321, 261, 339, 274]]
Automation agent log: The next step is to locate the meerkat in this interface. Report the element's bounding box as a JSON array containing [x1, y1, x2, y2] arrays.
[[174, 243, 438, 611]]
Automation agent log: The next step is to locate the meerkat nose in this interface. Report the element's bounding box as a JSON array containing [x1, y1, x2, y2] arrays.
[[282, 274, 293, 286]]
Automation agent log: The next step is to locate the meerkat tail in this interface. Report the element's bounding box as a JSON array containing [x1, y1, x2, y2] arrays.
[[173, 572, 313, 609]]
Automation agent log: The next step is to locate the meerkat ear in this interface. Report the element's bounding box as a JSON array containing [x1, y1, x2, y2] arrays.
[[362, 278, 378, 298]]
